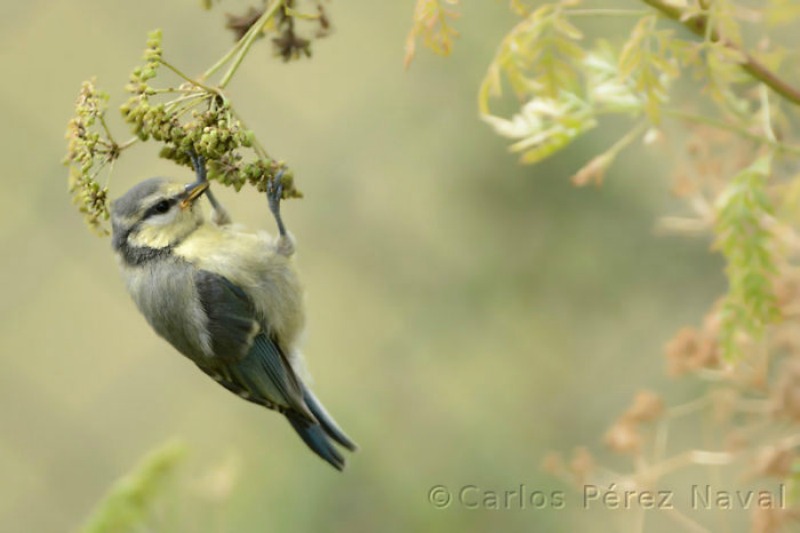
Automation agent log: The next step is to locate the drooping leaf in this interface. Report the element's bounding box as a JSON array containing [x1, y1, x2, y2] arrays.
[[714, 154, 780, 360], [479, 4, 585, 114], [80, 440, 188, 533], [404, 0, 460, 68]]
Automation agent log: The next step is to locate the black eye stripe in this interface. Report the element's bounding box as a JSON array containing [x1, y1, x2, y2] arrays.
[[143, 197, 177, 219]]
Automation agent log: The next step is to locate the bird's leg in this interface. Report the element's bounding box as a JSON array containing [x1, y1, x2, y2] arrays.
[[267, 168, 294, 256], [188, 150, 231, 226], [267, 168, 287, 237]]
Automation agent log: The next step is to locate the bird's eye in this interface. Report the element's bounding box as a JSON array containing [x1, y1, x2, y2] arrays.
[[153, 200, 171, 214]]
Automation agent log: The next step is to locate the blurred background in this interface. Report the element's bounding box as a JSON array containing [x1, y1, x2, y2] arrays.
[[0, 1, 728, 531]]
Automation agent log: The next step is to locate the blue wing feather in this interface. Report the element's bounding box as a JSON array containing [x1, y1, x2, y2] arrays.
[[193, 269, 356, 469]]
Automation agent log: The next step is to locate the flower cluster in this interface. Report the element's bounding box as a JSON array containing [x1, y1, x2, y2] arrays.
[[64, 79, 117, 234], [65, 19, 306, 234], [603, 390, 664, 455], [120, 29, 301, 197]]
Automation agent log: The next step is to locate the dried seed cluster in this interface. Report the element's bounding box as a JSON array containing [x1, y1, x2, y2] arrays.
[[64, 79, 117, 234], [224, 0, 332, 61], [119, 30, 301, 196], [65, 22, 305, 234]]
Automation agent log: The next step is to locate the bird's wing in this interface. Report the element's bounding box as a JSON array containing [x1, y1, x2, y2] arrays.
[[193, 270, 314, 422]]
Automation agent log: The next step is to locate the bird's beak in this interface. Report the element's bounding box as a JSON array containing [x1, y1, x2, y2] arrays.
[[181, 181, 209, 209]]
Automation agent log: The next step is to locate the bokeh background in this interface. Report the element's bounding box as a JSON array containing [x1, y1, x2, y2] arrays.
[[0, 1, 729, 531]]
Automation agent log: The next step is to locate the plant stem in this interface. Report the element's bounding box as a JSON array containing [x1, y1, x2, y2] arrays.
[[98, 115, 117, 146], [565, 9, 649, 17], [609, 120, 648, 157], [758, 85, 777, 144], [218, 0, 285, 89], [160, 60, 220, 94], [118, 136, 139, 151], [104, 155, 117, 188], [164, 92, 211, 114], [284, 6, 321, 21], [639, 0, 800, 106], [664, 108, 800, 156], [201, 45, 241, 83], [200, 0, 283, 83]]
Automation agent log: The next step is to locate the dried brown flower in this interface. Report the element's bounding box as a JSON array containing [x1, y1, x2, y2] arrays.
[[664, 326, 719, 376], [569, 447, 594, 485], [623, 390, 664, 423], [225, 6, 265, 41], [772, 358, 800, 421], [751, 506, 786, 533], [774, 269, 800, 319], [724, 429, 748, 453], [710, 387, 739, 424], [752, 445, 795, 479], [540, 451, 564, 476], [604, 420, 642, 455], [272, 30, 311, 61]]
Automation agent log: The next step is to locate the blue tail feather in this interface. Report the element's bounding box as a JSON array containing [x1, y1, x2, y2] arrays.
[[285, 386, 357, 470], [302, 387, 358, 452], [287, 416, 346, 471]]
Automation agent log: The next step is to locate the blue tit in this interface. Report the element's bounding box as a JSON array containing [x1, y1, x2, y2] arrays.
[[109, 155, 356, 470]]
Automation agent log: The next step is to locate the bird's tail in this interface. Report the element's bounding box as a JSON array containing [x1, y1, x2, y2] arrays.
[[287, 417, 346, 471], [303, 387, 358, 452], [286, 386, 357, 471]]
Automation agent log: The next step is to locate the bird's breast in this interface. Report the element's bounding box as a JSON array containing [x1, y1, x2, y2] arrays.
[[123, 258, 213, 360], [174, 224, 306, 350]]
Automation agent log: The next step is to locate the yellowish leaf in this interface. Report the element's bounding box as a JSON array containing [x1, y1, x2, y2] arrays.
[[572, 152, 613, 186], [404, 0, 461, 69]]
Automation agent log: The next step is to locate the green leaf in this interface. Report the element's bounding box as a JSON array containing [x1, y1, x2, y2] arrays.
[[479, 4, 585, 110], [482, 93, 596, 166], [80, 440, 188, 533], [714, 154, 780, 360], [616, 16, 678, 124]]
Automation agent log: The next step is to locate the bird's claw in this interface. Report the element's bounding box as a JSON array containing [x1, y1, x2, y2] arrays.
[[187, 150, 208, 183], [267, 169, 285, 215], [266, 168, 288, 238], [186, 149, 231, 225]]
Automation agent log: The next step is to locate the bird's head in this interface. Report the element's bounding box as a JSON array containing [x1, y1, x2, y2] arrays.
[[111, 177, 209, 256]]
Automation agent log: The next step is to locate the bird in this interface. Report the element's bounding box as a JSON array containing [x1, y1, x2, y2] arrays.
[[109, 154, 357, 470]]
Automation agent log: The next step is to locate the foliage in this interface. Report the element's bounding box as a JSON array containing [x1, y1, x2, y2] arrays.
[[714, 155, 780, 359], [408, 0, 800, 363], [404, 0, 800, 530], [64, 0, 328, 234], [119, 30, 300, 195], [65, 80, 115, 231], [403, 0, 460, 69], [80, 440, 187, 533], [62, 0, 800, 530], [478, 4, 585, 107], [79, 441, 241, 533]]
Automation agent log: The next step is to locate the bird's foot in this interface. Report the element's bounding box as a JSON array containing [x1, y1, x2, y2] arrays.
[[266, 169, 288, 238], [188, 150, 208, 183], [187, 149, 231, 225], [266, 168, 285, 216]]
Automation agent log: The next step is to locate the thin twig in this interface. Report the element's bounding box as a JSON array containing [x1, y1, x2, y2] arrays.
[[565, 9, 649, 17], [662, 506, 713, 533], [117, 136, 139, 151], [640, 0, 800, 106], [664, 108, 800, 156], [160, 60, 220, 95], [219, 0, 285, 88]]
